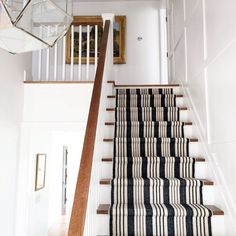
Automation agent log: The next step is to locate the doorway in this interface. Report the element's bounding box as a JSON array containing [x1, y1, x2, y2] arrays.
[[47, 131, 84, 236]]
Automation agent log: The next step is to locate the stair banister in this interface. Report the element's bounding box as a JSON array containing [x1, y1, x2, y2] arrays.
[[68, 14, 114, 236]]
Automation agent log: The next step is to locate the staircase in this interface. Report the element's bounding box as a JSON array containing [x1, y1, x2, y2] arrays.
[[97, 83, 225, 235]]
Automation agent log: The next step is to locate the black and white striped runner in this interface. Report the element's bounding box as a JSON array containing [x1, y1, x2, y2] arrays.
[[115, 121, 185, 138], [117, 88, 174, 95], [112, 178, 203, 204], [110, 203, 212, 236], [114, 138, 189, 157], [110, 88, 212, 236], [116, 94, 177, 107], [113, 156, 196, 178], [115, 107, 180, 122]]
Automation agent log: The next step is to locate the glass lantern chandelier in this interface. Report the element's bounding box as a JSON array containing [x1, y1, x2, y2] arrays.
[[0, 0, 73, 53]]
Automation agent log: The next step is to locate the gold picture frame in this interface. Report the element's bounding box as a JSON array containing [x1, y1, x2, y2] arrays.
[[35, 154, 46, 191], [66, 15, 126, 64]]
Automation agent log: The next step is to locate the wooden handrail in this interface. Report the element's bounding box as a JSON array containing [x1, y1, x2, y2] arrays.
[[68, 20, 111, 236]]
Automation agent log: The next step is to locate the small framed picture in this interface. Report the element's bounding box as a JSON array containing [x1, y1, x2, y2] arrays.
[[35, 154, 46, 191]]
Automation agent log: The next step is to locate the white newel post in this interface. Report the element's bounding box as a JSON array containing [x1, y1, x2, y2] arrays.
[[102, 13, 114, 79]]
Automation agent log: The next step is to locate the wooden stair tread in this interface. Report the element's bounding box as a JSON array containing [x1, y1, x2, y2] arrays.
[[206, 205, 225, 215], [100, 179, 213, 186], [105, 122, 116, 126], [105, 122, 193, 126], [97, 204, 111, 214], [107, 80, 180, 87], [107, 95, 184, 98], [103, 138, 199, 142], [106, 107, 188, 111], [97, 204, 224, 215], [101, 157, 206, 162]]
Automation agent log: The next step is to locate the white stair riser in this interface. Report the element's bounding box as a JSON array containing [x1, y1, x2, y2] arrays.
[[106, 110, 190, 123], [102, 142, 202, 157], [100, 162, 208, 180], [104, 125, 194, 138], [99, 185, 215, 205], [96, 215, 224, 236]]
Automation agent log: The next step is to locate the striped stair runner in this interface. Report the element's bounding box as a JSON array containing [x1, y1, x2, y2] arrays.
[[110, 88, 212, 236]]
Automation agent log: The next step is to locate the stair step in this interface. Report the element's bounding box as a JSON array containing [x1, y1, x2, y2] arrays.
[[107, 107, 188, 111], [101, 157, 208, 180], [107, 94, 184, 99], [106, 109, 190, 123], [101, 157, 206, 162], [97, 204, 224, 215], [100, 178, 213, 186], [104, 122, 195, 139], [107, 95, 186, 107], [103, 138, 199, 142], [107, 80, 180, 88], [102, 138, 200, 156], [105, 122, 193, 126]]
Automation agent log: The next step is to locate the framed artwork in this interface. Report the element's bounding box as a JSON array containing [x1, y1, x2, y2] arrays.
[[35, 154, 46, 191], [66, 15, 126, 64]]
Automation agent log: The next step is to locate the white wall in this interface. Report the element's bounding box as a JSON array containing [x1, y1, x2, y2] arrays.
[[0, 49, 31, 236], [16, 124, 87, 236], [167, 0, 236, 234], [32, 1, 163, 84], [23, 84, 93, 122], [21, 126, 51, 236], [76, 1, 161, 84], [15, 84, 93, 236]]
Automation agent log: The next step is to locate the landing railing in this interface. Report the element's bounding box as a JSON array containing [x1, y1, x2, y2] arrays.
[[29, 20, 101, 82], [68, 14, 114, 236]]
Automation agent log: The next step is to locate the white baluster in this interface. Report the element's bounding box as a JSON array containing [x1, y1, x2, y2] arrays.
[[62, 35, 66, 81], [23, 70, 27, 82], [78, 25, 82, 81], [38, 49, 42, 81], [94, 25, 98, 78], [70, 25, 74, 81], [46, 26, 50, 81], [86, 25, 90, 81], [54, 25, 58, 81], [38, 26, 43, 81]]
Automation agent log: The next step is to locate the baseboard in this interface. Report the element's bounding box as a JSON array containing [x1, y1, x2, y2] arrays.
[[176, 78, 236, 234]]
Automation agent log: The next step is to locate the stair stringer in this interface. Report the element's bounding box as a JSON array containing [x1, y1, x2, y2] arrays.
[[83, 80, 114, 236]]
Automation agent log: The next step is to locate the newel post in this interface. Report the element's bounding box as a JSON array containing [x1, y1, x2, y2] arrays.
[[102, 13, 114, 72]]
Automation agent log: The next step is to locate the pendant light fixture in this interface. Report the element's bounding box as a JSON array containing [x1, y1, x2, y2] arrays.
[[0, 0, 73, 53]]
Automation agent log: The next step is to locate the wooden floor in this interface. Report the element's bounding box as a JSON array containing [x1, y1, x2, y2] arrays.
[[48, 212, 71, 236]]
